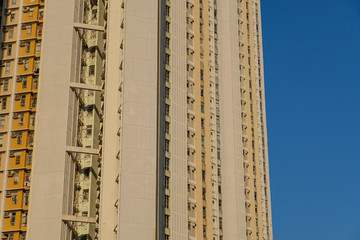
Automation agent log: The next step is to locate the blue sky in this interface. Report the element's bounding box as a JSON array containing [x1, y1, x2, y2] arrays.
[[261, 0, 360, 239]]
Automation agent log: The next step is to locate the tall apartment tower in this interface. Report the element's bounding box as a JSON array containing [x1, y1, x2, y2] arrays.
[[0, 0, 273, 240]]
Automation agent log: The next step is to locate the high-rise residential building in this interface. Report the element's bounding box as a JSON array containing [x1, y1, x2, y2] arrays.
[[0, 0, 273, 239]]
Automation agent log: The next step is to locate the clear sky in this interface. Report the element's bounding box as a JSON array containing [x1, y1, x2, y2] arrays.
[[261, 0, 360, 239]]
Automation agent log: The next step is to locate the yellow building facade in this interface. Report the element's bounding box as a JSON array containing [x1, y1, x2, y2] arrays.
[[0, 0, 43, 239]]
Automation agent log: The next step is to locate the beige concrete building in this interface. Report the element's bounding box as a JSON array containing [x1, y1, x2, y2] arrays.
[[0, 0, 273, 239]]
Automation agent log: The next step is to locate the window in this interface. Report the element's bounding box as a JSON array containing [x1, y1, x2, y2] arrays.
[[15, 152, 21, 165], [0, 116, 5, 128], [84, 168, 90, 179], [37, 25, 43, 36], [39, 9, 44, 20], [31, 95, 37, 108], [36, 42, 41, 54], [165, 21, 170, 32], [165, 5, 170, 16], [165, 104, 170, 116], [7, 45, 12, 56], [25, 42, 31, 53], [202, 187, 206, 200], [24, 59, 29, 71], [203, 225, 207, 238], [202, 170, 205, 182], [26, 151, 32, 166], [0, 135, 3, 147], [25, 172, 30, 185], [165, 195, 169, 208], [28, 8, 34, 18], [9, 233, 14, 240], [12, 192, 18, 205], [20, 95, 26, 107], [29, 113, 35, 127], [200, 86, 204, 96], [14, 172, 19, 185], [165, 53, 170, 65], [201, 118, 204, 130], [10, 212, 16, 226], [20, 233, 26, 240], [165, 176, 169, 189], [83, 189, 89, 201], [201, 135, 205, 146], [33, 77, 38, 89], [200, 8, 203, 18], [86, 125, 92, 136], [165, 157, 169, 170], [203, 206, 206, 218], [2, 97, 7, 110], [3, 79, 9, 91], [18, 113, 24, 126], [17, 132, 22, 145], [165, 37, 170, 49], [165, 87, 170, 99], [5, 62, 11, 73], [21, 212, 27, 227], [200, 23, 203, 33], [26, 25, 32, 36], [165, 121, 169, 134], [12, 0, 16, 5], [89, 65, 95, 75], [165, 70, 170, 82], [201, 102, 204, 113], [10, 12, 15, 22], [165, 214, 169, 228], [9, 27, 14, 39], [22, 77, 28, 89]]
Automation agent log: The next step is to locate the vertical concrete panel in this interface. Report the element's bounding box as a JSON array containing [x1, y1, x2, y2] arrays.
[[27, 0, 76, 239], [117, 0, 158, 239], [218, 0, 247, 239]]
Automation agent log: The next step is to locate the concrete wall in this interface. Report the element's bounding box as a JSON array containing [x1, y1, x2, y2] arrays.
[[27, 1, 77, 239]]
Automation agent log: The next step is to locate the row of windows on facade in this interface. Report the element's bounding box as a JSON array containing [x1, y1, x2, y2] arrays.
[[0, 151, 32, 167], [5, 24, 43, 39], [2, 58, 40, 74], [8, 170, 31, 186], [9, 190, 30, 206], [6, 211, 28, 227], [9, 0, 44, 5], [0, 131, 34, 147], [0, 76, 38, 93], [4, 41, 42, 57], [7, 7, 44, 23], [4, 232, 26, 240], [0, 95, 37, 111]]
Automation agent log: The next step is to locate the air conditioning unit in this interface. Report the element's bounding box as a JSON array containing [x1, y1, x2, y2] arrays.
[[23, 7, 30, 12], [21, 24, 27, 30], [8, 170, 15, 176], [6, 191, 12, 197], [13, 113, 18, 119], [5, 10, 11, 15], [14, 94, 21, 100], [11, 132, 17, 138], [3, 212, 10, 218], [24, 182, 30, 187], [18, 59, 24, 64], [16, 76, 22, 82]]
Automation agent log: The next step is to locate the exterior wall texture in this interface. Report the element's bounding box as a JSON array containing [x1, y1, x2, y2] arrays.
[[0, 0, 273, 240]]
